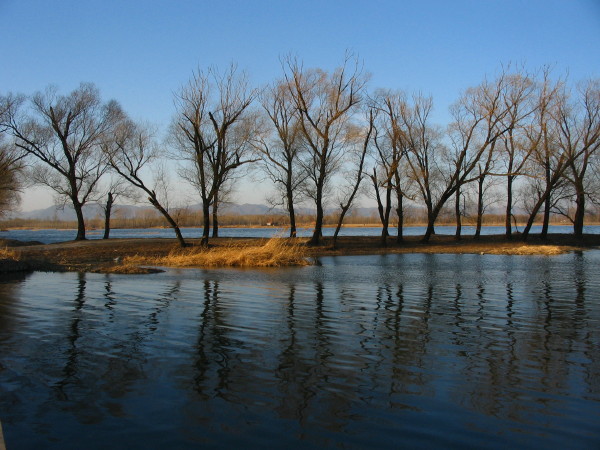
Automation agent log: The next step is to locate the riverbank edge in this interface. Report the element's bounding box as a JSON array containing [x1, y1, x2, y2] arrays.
[[2, 234, 599, 274]]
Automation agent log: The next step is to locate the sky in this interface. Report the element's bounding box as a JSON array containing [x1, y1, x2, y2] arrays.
[[1, 0, 600, 212]]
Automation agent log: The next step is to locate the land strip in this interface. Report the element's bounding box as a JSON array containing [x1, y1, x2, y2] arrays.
[[2, 233, 599, 274]]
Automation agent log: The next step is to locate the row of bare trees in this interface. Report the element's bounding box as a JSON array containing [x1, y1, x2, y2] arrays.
[[255, 60, 600, 245], [1, 58, 599, 246], [366, 72, 600, 245]]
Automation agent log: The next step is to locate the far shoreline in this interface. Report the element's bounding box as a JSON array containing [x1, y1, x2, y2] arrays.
[[2, 222, 598, 232]]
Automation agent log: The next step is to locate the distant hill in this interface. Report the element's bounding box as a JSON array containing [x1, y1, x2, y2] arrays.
[[12, 202, 383, 221], [12, 203, 295, 221], [14, 204, 144, 221], [220, 203, 282, 215]]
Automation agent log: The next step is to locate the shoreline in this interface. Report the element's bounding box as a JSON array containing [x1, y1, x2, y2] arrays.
[[3, 222, 599, 232], [2, 233, 599, 274]]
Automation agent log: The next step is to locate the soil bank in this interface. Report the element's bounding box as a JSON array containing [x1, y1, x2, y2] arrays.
[[2, 233, 599, 274]]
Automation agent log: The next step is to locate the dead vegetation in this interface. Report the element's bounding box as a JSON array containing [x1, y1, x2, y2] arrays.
[[0, 246, 31, 273], [4, 233, 599, 274], [0, 247, 20, 260], [484, 245, 571, 255], [122, 237, 311, 269]]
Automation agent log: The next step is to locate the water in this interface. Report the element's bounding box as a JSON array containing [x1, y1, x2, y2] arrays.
[[1, 252, 599, 448], [2, 224, 599, 244]]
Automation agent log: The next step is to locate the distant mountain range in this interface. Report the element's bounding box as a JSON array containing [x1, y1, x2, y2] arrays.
[[13, 203, 384, 221]]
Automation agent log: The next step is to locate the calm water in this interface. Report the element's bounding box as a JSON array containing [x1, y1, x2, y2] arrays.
[[3, 224, 599, 244], [1, 252, 599, 448]]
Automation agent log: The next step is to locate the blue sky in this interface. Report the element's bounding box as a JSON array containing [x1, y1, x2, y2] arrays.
[[1, 0, 599, 210]]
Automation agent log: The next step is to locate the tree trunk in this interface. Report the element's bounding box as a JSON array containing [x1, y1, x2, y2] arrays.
[[310, 204, 323, 246], [422, 202, 437, 243], [540, 196, 551, 239], [103, 192, 114, 240], [423, 220, 436, 243], [372, 174, 392, 244], [287, 186, 296, 238], [475, 177, 484, 239], [522, 190, 548, 241], [309, 179, 324, 246], [372, 174, 385, 226], [212, 194, 219, 238], [74, 201, 86, 241], [149, 196, 186, 247], [396, 193, 404, 243], [522, 154, 569, 241], [505, 175, 514, 238], [539, 159, 552, 240], [454, 187, 462, 240], [333, 167, 367, 249], [333, 204, 351, 249], [201, 200, 210, 246], [573, 182, 585, 238], [381, 186, 392, 247]]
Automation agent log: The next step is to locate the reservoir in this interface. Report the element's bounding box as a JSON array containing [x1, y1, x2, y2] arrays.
[[1, 251, 599, 448], [3, 224, 599, 244]]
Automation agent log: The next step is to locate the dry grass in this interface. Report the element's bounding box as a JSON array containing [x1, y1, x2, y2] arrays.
[[486, 245, 571, 255], [100, 263, 164, 274], [122, 237, 311, 269], [0, 247, 20, 260]]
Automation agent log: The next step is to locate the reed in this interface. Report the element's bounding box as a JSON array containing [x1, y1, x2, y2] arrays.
[[123, 237, 311, 268]]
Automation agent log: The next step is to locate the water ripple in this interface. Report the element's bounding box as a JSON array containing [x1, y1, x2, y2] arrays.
[[1, 251, 599, 448]]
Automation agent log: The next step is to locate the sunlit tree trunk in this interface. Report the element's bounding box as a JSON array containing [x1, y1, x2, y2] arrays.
[[475, 176, 484, 239], [454, 186, 462, 240], [212, 194, 219, 238], [201, 200, 210, 246], [505, 174, 514, 237]]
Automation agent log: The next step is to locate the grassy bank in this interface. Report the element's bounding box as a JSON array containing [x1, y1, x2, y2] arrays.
[[119, 238, 311, 272], [2, 233, 599, 274]]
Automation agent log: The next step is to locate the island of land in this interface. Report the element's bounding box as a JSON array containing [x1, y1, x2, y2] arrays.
[[1, 233, 599, 274]]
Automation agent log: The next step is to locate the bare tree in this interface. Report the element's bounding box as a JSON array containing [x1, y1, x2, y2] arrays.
[[398, 94, 444, 241], [370, 90, 414, 245], [171, 65, 258, 246], [472, 162, 503, 237], [332, 109, 374, 248], [255, 79, 305, 237], [491, 72, 538, 237], [520, 72, 567, 240], [0, 95, 27, 215], [0, 135, 26, 215], [370, 165, 392, 241], [555, 79, 600, 237], [454, 184, 466, 239], [103, 120, 187, 247], [444, 74, 516, 242], [2, 83, 122, 240], [403, 74, 511, 242], [94, 175, 137, 239], [285, 54, 368, 245], [211, 174, 239, 238], [392, 160, 416, 241]]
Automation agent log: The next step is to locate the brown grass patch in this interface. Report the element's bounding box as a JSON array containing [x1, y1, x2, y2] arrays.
[[122, 237, 311, 269], [100, 264, 164, 274], [486, 245, 571, 255], [0, 247, 20, 260]]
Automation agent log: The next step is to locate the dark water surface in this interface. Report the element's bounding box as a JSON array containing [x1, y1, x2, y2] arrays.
[[1, 252, 599, 448]]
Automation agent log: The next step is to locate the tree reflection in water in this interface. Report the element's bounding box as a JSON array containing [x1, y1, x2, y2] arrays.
[[0, 251, 599, 448]]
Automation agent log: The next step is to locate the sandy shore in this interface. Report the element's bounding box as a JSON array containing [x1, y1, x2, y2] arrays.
[[2, 233, 599, 274]]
